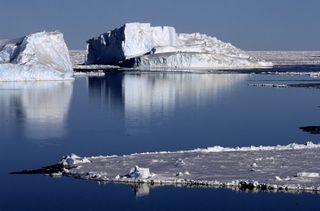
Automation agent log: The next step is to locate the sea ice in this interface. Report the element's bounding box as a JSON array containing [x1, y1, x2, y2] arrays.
[[0, 31, 73, 81], [27, 142, 320, 194], [85, 22, 272, 70]]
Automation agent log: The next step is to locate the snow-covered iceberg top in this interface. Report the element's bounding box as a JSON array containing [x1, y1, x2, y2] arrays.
[[85, 22, 272, 70], [0, 31, 73, 81]]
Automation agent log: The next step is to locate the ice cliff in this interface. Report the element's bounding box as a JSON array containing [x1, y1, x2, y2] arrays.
[[85, 23, 272, 70], [0, 31, 73, 81]]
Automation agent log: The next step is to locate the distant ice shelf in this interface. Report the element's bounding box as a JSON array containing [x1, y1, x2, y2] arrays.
[[85, 23, 272, 70], [70, 50, 320, 71], [248, 51, 320, 66], [0, 31, 73, 81], [18, 142, 320, 194]]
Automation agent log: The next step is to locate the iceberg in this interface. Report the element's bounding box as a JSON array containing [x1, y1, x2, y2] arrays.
[[0, 31, 73, 81], [85, 22, 272, 70]]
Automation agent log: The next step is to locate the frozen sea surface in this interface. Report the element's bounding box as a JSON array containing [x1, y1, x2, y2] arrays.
[[30, 142, 320, 193]]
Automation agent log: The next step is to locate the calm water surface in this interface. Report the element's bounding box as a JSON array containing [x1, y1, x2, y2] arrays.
[[1, 69, 320, 210]]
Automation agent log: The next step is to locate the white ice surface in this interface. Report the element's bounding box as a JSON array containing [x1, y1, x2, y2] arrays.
[[135, 52, 270, 70], [85, 23, 272, 69], [248, 51, 320, 66], [57, 142, 320, 192], [0, 31, 73, 81]]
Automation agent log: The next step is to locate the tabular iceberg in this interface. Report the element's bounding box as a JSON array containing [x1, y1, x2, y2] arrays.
[[85, 23, 272, 70], [0, 31, 73, 81]]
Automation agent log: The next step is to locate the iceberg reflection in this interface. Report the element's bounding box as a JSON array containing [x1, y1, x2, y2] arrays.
[[87, 72, 246, 134], [123, 73, 246, 131], [0, 81, 73, 140]]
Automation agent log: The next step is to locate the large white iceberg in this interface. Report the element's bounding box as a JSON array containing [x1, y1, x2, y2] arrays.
[[0, 31, 73, 81], [85, 23, 272, 70]]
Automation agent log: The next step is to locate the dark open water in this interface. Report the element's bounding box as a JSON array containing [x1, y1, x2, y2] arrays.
[[1, 67, 320, 210]]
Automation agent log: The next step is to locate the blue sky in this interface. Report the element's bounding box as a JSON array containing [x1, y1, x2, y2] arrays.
[[1, 0, 319, 50]]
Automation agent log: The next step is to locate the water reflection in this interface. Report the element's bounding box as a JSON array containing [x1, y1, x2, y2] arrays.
[[88, 72, 246, 132], [0, 81, 73, 140], [87, 73, 124, 110]]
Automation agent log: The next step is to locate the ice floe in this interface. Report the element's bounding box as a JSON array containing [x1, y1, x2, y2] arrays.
[[22, 142, 320, 194]]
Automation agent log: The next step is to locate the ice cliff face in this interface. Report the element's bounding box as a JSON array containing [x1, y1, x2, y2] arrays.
[[86, 23, 177, 65], [85, 22, 272, 69], [0, 31, 73, 81]]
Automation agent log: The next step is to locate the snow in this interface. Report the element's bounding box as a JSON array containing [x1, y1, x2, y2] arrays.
[[0, 31, 73, 81], [85, 22, 272, 69], [45, 142, 320, 193]]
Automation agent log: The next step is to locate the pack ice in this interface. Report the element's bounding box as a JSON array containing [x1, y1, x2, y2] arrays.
[[85, 23, 272, 70], [0, 31, 73, 81]]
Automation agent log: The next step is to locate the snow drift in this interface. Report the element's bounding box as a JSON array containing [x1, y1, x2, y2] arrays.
[[0, 31, 73, 81], [85, 23, 272, 70]]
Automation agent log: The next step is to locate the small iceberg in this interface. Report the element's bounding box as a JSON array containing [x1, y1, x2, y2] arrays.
[[0, 31, 73, 81], [85, 22, 272, 70], [127, 166, 155, 180]]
